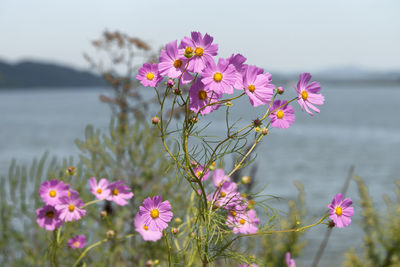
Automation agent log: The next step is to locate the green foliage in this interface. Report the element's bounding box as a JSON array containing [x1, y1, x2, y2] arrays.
[[259, 181, 307, 267], [342, 176, 400, 267]]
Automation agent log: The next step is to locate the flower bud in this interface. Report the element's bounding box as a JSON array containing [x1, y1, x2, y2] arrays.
[[173, 88, 181, 95], [225, 101, 233, 107], [66, 166, 77, 176], [209, 162, 216, 171], [328, 220, 336, 228], [191, 161, 198, 168], [166, 79, 175, 88], [171, 227, 178, 235], [174, 217, 182, 224], [261, 127, 269, 135], [253, 118, 262, 126], [100, 211, 107, 218], [151, 116, 159, 125], [106, 230, 115, 238], [146, 260, 153, 266], [241, 175, 251, 184], [191, 117, 198, 124], [276, 86, 285, 94], [184, 46, 194, 58]]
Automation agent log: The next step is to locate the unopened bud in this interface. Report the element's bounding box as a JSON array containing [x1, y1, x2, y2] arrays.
[[261, 127, 269, 135], [254, 126, 261, 132], [100, 211, 107, 218], [191, 232, 196, 237], [253, 118, 262, 126], [209, 162, 216, 171], [191, 161, 198, 168], [106, 230, 115, 238], [191, 117, 198, 123], [146, 260, 153, 266], [225, 101, 233, 107], [173, 88, 181, 95], [151, 116, 159, 125], [66, 166, 77, 176], [172, 227, 178, 234], [328, 220, 335, 228], [276, 86, 285, 94], [184, 46, 194, 58], [241, 175, 251, 184], [166, 79, 175, 88], [174, 217, 182, 224]]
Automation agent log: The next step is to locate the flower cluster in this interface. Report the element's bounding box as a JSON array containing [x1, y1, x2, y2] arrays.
[[36, 179, 85, 230], [137, 31, 325, 130], [207, 168, 260, 234], [36, 178, 134, 231]]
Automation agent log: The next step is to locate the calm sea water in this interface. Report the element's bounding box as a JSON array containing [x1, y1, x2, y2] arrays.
[[1, 85, 399, 266]]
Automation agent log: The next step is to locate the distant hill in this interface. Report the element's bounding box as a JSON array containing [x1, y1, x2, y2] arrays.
[[0, 60, 105, 88], [271, 66, 400, 87]]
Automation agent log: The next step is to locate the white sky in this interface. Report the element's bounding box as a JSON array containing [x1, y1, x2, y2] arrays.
[[0, 0, 399, 72]]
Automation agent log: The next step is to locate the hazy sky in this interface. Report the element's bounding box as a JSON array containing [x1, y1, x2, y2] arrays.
[[0, 0, 399, 72]]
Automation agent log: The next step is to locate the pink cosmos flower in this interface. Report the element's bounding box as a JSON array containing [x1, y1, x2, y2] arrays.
[[328, 193, 354, 228], [39, 179, 69, 206], [189, 79, 221, 115], [179, 32, 218, 73], [269, 100, 295, 129], [56, 191, 86, 222], [209, 181, 241, 209], [138, 196, 173, 231], [158, 40, 192, 84], [241, 65, 274, 107], [106, 180, 134, 206], [68, 234, 86, 249], [193, 164, 210, 181], [285, 252, 296, 267], [134, 213, 163, 242], [227, 209, 259, 234], [136, 63, 163, 87], [89, 177, 111, 200], [212, 168, 231, 187], [295, 73, 324, 116], [201, 58, 237, 95], [36, 205, 63, 231]]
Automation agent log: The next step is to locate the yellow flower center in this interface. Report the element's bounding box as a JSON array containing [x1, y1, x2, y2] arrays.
[[150, 209, 160, 218], [173, 59, 182, 68], [195, 47, 204, 56], [143, 225, 149, 231], [220, 191, 226, 197], [185, 46, 193, 54], [113, 189, 119, 195], [248, 85, 256, 93], [239, 219, 246, 225], [68, 204, 75, 212], [73, 242, 80, 247], [213, 72, 223, 82], [276, 110, 284, 119], [335, 206, 343, 216], [67, 191, 71, 197], [146, 72, 155, 80], [49, 190, 57, 198], [301, 90, 308, 100], [231, 211, 237, 217], [46, 211, 55, 218], [198, 90, 207, 100], [97, 188, 102, 194]]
